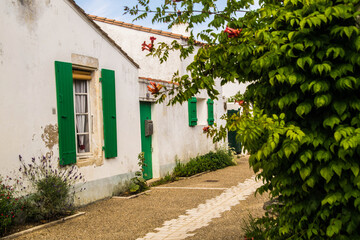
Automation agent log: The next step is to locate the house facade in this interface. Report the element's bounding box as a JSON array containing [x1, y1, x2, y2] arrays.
[[91, 16, 227, 178], [0, 0, 141, 205], [0, 0, 227, 205]]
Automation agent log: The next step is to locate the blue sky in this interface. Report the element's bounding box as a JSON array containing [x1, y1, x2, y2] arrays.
[[74, 0, 260, 33]]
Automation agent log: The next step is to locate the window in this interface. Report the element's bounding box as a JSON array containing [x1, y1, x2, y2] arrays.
[[73, 70, 92, 155], [188, 97, 215, 126], [197, 98, 207, 125], [55, 61, 118, 165]]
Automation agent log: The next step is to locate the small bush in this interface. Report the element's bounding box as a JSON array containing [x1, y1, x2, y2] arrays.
[[173, 149, 235, 177], [15, 155, 84, 222], [129, 153, 149, 194], [150, 173, 178, 187], [0, 177, 17, 237], [241, 213, 279, 240]]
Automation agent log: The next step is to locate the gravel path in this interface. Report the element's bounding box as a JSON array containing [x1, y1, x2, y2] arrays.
[[13, 155, 269, 240]]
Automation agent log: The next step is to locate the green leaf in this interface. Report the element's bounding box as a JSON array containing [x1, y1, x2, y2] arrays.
[[323, 115, 341, 129], [330, 162, 343, 177], [288, 74, 297, 85], [297, 56, 312, 70], [314, 94, 331, 108], [333, 101, 347, 115], [334, 131, 342, 142], [355, 198, 360, 209], [296, 102, 312, 116], [322, 192, 342, 206], [284, 147, 292, 158], [355, 36, 360, 51], [306, 176, 315, 188], [300, 166, 311, 180], [351, 164, 359, 177], [300, 153, 309, 164], [288, 31, 295, 41], [326, 219, 342, 237], [320, 167, 334, 183]]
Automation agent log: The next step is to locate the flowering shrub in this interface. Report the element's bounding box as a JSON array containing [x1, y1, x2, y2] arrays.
[[0, 177, 17, 236], [223, 26, 242, 38], [141, 36, 156, 52], [147, 81, 163, 95], [16, 155, 84, 222], [202, 126, 210, 133]]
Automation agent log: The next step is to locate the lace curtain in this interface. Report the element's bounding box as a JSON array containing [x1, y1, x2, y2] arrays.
[[75, 81, 88, 153]]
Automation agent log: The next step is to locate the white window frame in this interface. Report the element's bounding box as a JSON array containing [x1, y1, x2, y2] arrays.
[[196, 98, 208, 126], [73, 72, 92, 158]]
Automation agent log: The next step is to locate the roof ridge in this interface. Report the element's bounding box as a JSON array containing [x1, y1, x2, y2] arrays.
[[139, 77, 179, 86], [88, 15, 206, 46], [89, 15, 184, 39]]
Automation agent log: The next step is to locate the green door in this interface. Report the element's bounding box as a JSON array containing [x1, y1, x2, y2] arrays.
[[140, 102, 153, 180], [227, 109, 242, 154]]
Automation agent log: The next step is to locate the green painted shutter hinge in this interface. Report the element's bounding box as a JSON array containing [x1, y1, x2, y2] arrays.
[[102, 146, 105, 151], [99, 78, 102, 82]]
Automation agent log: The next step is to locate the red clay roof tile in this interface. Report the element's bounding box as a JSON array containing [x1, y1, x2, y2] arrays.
[[89, 15, 190, 41], [139, 77, 179, 86]]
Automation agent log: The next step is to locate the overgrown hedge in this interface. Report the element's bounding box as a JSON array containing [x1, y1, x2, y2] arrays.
[[131, 0, 360, 238]]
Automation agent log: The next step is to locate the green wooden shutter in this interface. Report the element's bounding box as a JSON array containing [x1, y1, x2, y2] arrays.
[[101, 69, 117, 158], [188, 97, 197, 126], [55, 61, 76, 166], [207, 99, 214, 126]]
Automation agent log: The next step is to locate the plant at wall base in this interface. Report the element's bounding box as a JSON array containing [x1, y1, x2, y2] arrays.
[[173, 148, 235, 177], [15, 155, 85, 222], [0, 176, 17, 237], [149, 173, 179, 187], [129, 153, 149, 194]]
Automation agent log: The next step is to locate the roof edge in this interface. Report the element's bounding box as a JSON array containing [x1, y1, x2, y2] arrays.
[[139, 77, 179, 86], [89, 15, 206, 46]]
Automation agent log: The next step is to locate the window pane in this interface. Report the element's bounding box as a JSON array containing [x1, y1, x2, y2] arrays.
[[77, 133, 90, 153], [75, 80, 87, 93], [76, 115, 89, 134], [76, 114, 90, 153], [75, 95, 88, 113], [75, 80, 88, 113], [74, 79, 90, 154]]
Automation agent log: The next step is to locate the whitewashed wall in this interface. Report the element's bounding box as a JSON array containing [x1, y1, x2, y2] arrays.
[[96, 20, 227, 177], [0, 0, 141, 204], [222, 82, 249, 110]]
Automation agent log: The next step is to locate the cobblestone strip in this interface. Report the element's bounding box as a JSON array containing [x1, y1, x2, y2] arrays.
[[137, 175, 263, 240]]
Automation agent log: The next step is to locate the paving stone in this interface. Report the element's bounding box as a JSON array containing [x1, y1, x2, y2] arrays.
[[137, 175, 262, 240]]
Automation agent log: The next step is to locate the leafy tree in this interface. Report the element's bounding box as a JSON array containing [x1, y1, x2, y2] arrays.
[[128, 0, 360, 238]]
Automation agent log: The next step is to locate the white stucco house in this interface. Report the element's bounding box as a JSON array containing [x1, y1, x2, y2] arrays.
[[90, 15, 227, 179], [0, 0, 141, 205], [0, 0, 226, 205]]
